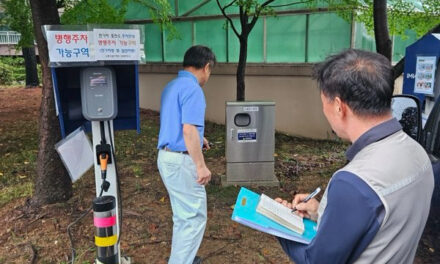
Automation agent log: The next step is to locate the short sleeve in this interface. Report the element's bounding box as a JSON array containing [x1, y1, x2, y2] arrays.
[[180, 85, 205, 127]]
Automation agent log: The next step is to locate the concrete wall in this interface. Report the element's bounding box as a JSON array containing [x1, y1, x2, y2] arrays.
[[138, 63, 404, 140], [139, 63, 335, 139], [0, 44, 38, 56]]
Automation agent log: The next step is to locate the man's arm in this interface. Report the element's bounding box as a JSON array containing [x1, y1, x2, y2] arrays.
[[183, 124, 211, 185], [278, 172, 384, 264]]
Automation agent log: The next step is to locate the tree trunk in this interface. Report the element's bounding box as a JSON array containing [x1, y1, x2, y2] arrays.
[[22, 46, 39, 88], [236, 36, 248, 101], [373, 0, 392, 61], [392, 58, 405, 80], [29, 0, 72, 206]]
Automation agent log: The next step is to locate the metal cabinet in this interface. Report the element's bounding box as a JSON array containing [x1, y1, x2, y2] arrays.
[[224, 101, 278, 186]]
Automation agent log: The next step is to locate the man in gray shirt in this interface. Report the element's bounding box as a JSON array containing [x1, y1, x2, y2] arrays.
[[277, 49, 434, 264]]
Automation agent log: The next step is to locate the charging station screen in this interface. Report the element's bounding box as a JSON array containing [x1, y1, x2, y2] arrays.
[[89, 73, 107, 87]]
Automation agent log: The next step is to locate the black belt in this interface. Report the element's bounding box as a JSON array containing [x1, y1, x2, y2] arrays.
[[162, 147, 189, 155]]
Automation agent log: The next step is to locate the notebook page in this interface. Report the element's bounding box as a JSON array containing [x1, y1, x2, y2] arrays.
[[260, 194, 303, 228]]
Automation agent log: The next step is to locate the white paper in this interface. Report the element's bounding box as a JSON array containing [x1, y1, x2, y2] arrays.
[[47, 31, 94, 62], [258, 194, 304, 231], [55, 127, 94, 182], [414, 56, 437, 95], [94, 29, 140, 61]]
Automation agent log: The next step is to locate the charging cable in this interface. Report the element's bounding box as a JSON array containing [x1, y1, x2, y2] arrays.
[[99, 152, 110, 197], [107, 120, 123, 247]]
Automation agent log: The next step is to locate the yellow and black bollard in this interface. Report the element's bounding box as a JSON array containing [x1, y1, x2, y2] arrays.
[[93, 196, 119, 264]]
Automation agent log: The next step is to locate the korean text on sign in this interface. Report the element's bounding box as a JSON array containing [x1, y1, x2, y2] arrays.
[[94, 29, 140, 61], [47, 31, 93, 62]]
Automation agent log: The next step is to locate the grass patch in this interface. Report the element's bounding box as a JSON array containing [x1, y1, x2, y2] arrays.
[[0, 121, 38, 188], [0, 182, 33, 206], [207, 185, 240, 200], [0, 107, 348, 209]]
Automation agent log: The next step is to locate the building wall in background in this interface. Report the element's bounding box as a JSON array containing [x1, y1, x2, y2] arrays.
[[140, 63, 334, 139], [139, 63, 405, 140]]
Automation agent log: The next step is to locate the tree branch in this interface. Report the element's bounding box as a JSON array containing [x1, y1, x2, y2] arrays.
[[223, 0, 237, 10], [268, 0, 313, 8], [216, 0, 240, 37], [249, 0, 275, 30], [239, 5, 247, 37]]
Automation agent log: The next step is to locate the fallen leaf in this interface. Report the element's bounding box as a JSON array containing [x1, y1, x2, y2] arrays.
[[273, 153, 278, 157], [24, 161, 29, 165], [160, 196, 165, 203], [18, 175, 27, 179], [0, 172, 3, 177], [262, 248, 270, 256]]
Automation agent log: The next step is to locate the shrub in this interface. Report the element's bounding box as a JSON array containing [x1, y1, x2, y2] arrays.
[[0, 56, 26, 85]]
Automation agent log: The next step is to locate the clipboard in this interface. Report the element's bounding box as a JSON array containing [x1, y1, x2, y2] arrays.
[[231, 187, 317, 244]]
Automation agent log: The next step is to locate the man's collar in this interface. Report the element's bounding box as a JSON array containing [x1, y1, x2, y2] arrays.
[[178, 70, 198, 84], [345, 118, 402, 161]]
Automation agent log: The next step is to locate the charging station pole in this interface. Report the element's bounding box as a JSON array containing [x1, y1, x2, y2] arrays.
[[91, 121, 124, 264], [91, 120, 118, 216], [80, 67, 127, 264]]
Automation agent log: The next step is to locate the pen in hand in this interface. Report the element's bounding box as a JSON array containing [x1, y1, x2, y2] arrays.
[[292, 187, 321, 213]]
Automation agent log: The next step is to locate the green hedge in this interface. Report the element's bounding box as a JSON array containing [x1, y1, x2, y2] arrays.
[[0, 57, 26, 85]]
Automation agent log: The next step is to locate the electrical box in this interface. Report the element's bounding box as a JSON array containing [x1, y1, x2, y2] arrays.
[[80, 67, 118, 121], [224, 101, 278, 186]]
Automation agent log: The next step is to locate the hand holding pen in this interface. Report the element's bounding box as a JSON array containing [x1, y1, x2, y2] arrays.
[[290, 187, 321, 221], [275, 186, 321, 221], [292, 187, 321, 212]]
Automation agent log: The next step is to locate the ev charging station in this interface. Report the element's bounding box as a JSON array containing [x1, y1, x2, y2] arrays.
[[81, 66, 122, 264], [402, 33, 440, 126], [401, 33, 440, 208], [44, 25, 142, 264]]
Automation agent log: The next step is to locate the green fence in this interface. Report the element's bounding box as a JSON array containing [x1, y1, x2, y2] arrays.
[[120, 0, 417, 63], [143, 12, 352, 63]]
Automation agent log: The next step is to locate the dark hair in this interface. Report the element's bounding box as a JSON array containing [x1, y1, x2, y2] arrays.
[[183, 45, 216, 69], [314, 49, 393, 116]]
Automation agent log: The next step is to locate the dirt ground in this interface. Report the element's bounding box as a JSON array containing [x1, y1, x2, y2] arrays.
[[0, 87, 439, 264]]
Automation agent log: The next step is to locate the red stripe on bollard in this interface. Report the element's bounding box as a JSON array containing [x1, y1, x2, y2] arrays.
[[94, 215, 117, 228]]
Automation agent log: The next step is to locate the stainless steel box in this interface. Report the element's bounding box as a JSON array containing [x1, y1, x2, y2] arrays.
[[224, 101, 278, 186]]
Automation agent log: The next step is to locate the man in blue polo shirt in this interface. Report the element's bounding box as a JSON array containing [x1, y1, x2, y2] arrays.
[[157, 45, 216, 264], [276, 49, 433, 263]]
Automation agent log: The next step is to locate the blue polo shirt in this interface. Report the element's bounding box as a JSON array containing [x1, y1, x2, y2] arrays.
[[157, 70, 206, 151]]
